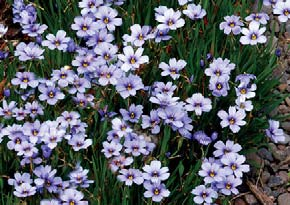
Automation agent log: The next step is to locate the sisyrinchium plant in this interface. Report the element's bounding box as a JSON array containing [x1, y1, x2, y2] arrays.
[[0, 0, 289, 204]]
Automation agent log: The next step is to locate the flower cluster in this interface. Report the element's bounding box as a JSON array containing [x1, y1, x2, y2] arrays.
[[192, 140, 249, 204], [219, 14, 267, 45], [101, 117, 171, 202], [0, 0, 286, 203]]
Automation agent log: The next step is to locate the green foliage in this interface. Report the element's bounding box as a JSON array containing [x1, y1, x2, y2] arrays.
[[0, 0, 286, 204]]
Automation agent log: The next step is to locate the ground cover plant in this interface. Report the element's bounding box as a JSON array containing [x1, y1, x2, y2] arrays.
[[0, 0, 289, 204]]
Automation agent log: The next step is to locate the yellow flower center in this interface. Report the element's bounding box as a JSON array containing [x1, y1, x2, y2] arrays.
[[202, 192, 207, 198], [240, 88, 246, 94], [226, 183, 232, 190], [16, 138, 21, 144], [216, 70, 221, 76], [33, 130, 38, 136], [217, 83, 222, 90], [70, 201, 75, 205], [231, 164, 237, 170], [130, 57, 136, 64], [121, 125, 127, 131], [128, 175, 133, 180], [138, 34, 143, 40], [49, 91, 54, 98], [170, 69, 176, 74], [229, 22, 235, 27], [168, 19, 173, 26], [209, 171, 215, 177], [284, 9, 289, 16], [83, 62, 88, 67], [154, 188, 160, 195], [82, 25, 88, 31], [106, 73, 111, 79], [104, 17, 109, 24], [130, 112, 135, 118], [229, 118, 235, 125], [251, 34, 257, 40], [240, 103, 245, 109], [61, 73, 66, 79], [55, 40, 60, 46], [89, 2, 94, 8], [104, 54, 110, 60], [22, 78, 28, 83], [127, 84, 132, 90]]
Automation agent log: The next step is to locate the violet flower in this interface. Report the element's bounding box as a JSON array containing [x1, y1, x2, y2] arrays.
[[240, 21, 267, 45], [15, 42, 44, 61], [42, 30, 70, 51], [120, 104, 143, 123], [51, 67, 75, 88], [221, 153, 250, 177], [219, 15, 244, 35], [38, 83, 65, 105], [123, 24, 154, 47], [97, 64, 123, 86], [198, 162, 224, 184], [13, 183, 36, 197], [273, 1, 290, 23], [71, 16, 97, 37], [94, 6, 122, 31], [24, 101, 44, 118], [213, 140, 242, 158], [245, 12, 270, 24], [159, 58, 187, 80], [217, 106, 246, 133], [216, 175, 242, 195], [183, 3, 206, 20], [156, 8, 185, 30], [143, 181, 170, 202], [22, 23, 48, 37], [265, 119, 285, 143], [185, 93, 212, 116], [154, 29, 171, 42], [205, 58, 235, 79], [69, 165, 94, 188], [118, 46, 149, 72], [142, 160, 170, 183], [0, 100, 16, 119], [11, 71, 38, 89], [68, 133, 92, 151], [59, 189, 88, 205], [117, 168, 144, 186], [142, 110, 161, 134], [101, 141, 122, 158], [116, 74, 144, 99], [191, 185, 218, 204], [94, 43, 118, 64], [72, 53, 99, 74]]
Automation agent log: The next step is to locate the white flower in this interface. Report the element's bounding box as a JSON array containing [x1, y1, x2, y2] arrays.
[[273, 1, 290, 23], [240, 21, 267, 45], [0, 24, 8, 38]]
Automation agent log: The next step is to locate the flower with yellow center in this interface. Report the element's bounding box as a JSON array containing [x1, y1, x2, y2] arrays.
[[82, 25, 88, 31], [226, 183, 231, 190], [229, 118, 235, 125], [22, 78, 28, 83], [127, 84, 132, 90], [130, 57, 136, 64], [217, 83, 222, 90], [251, 33, 257, 40], [154, 188, 160, 195], [49, 91, 54, 98], [103, 17, 109, 24]]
